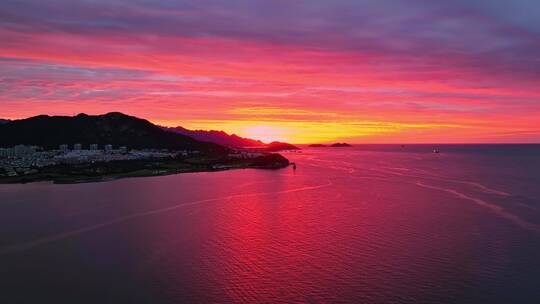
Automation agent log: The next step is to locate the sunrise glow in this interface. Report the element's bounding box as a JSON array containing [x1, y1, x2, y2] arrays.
[[1, 1, 539, 143], [238, 126, 290, 144]]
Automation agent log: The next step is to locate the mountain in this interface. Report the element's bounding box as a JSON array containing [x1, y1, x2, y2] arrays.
[[163, 126, 300, 152], [0, 119, 10, 125], [264, 141, 300, 152], [163, 126, 264, 148], [0, 112, 226, 153]]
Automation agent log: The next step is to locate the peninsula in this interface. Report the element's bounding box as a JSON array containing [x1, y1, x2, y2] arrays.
[[0, 113, 290, 184]]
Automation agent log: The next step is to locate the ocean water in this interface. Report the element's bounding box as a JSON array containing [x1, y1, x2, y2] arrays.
[[1, 145, 539, 303]]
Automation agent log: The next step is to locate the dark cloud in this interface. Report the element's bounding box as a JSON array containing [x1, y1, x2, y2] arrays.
[[1, 0, 538, 81]]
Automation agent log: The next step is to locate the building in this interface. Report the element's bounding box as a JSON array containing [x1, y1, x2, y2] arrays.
[[119, 146, 128, 153], [0, 145, 37, 158], [104, 144, 113, 152], [59, 144, 69, 151], [0, 148, 10, 158], [90, 144, 99, 150], [73, 143, 82, 150], [14, 145, 36, 157]]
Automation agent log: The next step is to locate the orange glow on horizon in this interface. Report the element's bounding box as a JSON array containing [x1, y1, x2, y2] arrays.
[[239, 125, 292, 143], [157, 118, 498, 144]]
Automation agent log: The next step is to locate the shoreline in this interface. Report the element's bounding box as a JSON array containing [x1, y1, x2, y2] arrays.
[[0, 154, 290, 185], [0, 164, 290, 185]]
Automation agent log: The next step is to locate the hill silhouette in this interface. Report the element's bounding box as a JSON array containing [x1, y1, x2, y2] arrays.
[[0, 112, 226, 153], [163, 126, 264, 148], [163, 127, 300, 152]]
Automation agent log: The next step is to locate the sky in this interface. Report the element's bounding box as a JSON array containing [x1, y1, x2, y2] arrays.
[[1, 0, 539, 143]]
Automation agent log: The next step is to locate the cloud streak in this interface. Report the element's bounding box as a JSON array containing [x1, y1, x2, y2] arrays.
[[0, 0, 539, 142]]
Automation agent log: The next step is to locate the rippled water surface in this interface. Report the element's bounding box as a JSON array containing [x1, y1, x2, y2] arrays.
[[1, 145, 540, 303]]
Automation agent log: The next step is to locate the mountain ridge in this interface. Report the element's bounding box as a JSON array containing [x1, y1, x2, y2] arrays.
[[0, 112, 226, 153], [163, 126, 264, 148], [163, 126, 300, 151]]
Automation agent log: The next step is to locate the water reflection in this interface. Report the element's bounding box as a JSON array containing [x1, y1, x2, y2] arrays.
[[1, 147, 539, 303]]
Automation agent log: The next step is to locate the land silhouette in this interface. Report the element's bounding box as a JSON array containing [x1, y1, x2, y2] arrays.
[[0, 113, 292, 183]]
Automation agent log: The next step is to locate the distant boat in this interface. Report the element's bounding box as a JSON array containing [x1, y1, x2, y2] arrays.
[[433, 148, 440, 153], [291, 162, 297, 170]]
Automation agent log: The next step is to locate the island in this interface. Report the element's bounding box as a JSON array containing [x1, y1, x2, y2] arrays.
[[264, 141, 300, 152], [330, 143, 352, 147], [0, 113, 290, 184], [308, 144, 328, 147], [308, 143, 352, 147]]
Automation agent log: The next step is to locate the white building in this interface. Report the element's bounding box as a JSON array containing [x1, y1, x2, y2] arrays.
[[0, 145, 38, 159]]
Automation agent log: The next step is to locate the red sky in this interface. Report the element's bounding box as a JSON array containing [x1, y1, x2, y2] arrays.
[[1, 0, 539, 143]]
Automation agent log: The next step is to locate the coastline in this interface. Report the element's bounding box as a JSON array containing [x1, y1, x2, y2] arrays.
[[0, 153, 290, 185]]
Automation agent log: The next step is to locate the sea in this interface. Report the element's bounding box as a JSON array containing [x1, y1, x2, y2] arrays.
[[1, 144, 539, 303]]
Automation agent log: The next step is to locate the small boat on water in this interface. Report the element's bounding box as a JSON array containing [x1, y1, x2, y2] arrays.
[[291, 162, 297, 170], [433, 148, 440, 154]]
